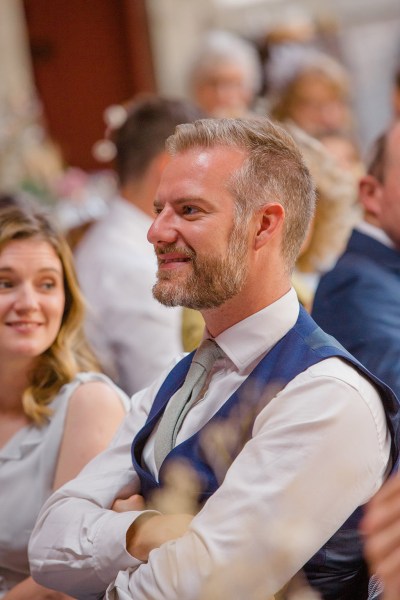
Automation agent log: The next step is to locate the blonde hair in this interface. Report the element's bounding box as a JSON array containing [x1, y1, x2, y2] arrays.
[[283, 122, 360, 274], [166, 117, 315, 271], [0, 195, 99, 424], [266, 45, 351, 134]]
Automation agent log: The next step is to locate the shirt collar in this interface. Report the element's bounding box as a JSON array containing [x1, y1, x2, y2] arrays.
[[356, 221, 396, 249], [205, 288, 299, 373]]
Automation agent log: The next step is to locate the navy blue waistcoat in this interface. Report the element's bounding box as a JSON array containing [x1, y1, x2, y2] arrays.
[[131, 306, 400, 600]]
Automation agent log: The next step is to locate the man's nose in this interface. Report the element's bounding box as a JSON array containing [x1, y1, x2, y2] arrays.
[[147, 209, 178, 246]]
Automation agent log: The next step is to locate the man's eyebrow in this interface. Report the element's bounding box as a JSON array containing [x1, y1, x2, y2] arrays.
[[154, 196, 210, 209]]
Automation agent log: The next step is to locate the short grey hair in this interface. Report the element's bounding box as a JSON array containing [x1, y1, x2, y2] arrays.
[[187, 30, 263, 96], [166, 117, 316, 271]]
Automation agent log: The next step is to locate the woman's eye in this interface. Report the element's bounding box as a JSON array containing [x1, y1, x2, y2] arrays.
[[40, 281, 56, 290], [0, 279, 13, 289]]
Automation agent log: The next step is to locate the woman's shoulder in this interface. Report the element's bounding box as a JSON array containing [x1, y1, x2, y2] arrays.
[[59, 372, 131, 412], [50, 373, 130, 489]]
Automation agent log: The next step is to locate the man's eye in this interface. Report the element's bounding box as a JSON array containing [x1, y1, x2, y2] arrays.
[[182, 205, 199, 216]]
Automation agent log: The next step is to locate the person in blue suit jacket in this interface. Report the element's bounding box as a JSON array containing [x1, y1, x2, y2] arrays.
[[312, 120, 400, 399]]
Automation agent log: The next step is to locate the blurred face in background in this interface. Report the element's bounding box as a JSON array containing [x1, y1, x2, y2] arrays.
[[285, 72, 350, 137], [361, 124, 400, 249], [192, 61, 253, 118], [377, 124, 400, 248]]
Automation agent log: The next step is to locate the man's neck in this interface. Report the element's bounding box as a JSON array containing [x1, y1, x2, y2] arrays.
[[120, 180, 156, 219], [201, 280, 292, 338]]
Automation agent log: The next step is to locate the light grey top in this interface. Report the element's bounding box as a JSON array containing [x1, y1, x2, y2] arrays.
[[0, 372, 130, 596]]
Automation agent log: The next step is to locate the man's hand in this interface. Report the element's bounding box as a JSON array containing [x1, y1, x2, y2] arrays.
[[126, 513, 193, 561], [362, 475, 400, 599], [111, 493, 193, 561], [112, 494, 146, 512]]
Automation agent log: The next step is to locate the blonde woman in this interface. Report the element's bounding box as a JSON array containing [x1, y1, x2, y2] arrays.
[[284, 122, 361, 310], [265, 44, 353, 138], [0, 195, 130, 599]]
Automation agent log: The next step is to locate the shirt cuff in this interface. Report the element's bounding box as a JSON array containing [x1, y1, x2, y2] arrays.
[[92, 510, 158, 585]]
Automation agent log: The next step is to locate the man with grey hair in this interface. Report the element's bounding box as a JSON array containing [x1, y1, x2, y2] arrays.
[[187, 29, 262, 118], [29, 118, 399, 600]]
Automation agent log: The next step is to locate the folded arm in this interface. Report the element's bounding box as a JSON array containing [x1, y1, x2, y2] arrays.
[[106, 365, 391, 599]]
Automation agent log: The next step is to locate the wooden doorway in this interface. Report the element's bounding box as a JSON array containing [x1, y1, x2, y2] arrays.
[[23, 0, 156, 171]]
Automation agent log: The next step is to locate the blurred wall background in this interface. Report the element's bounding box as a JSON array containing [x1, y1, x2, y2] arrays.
[[146, 0, 400, 149]]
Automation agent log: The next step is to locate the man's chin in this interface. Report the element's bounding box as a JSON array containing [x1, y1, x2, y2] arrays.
[[152, 281, 183, 307], [153, 284, 232, 311]]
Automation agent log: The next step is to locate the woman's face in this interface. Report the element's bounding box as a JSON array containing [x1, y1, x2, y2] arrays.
[[0, 238, 65, 365], [288, 73, 349, 136]]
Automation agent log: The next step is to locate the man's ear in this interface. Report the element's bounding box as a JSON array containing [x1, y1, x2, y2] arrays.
[[359, 175, 383, 218], [254, 203, 285, 250]]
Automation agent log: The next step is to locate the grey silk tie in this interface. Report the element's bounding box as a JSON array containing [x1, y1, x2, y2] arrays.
[[154, 339, 224, 471]]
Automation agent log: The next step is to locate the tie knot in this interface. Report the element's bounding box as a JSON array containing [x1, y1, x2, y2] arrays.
[[192, 339, 224, 373]]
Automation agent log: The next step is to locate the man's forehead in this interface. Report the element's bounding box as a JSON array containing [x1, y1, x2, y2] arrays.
[[168, 145, 247, 170], [156, 146, 245, 204]]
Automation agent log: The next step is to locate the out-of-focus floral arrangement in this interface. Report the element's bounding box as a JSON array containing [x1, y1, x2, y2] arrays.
[[52, 166, 116, 232], [0, 92, 117, 238], [0, 94, 63, 204]]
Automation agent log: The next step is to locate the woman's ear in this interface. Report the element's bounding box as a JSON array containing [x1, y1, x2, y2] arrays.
[[254, 203, 285, 249]]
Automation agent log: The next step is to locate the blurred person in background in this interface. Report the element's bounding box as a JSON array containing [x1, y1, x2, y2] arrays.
[[312, 121, 400, 399], [284, 121, 360, 309], [317, 130, 365, 179], [362, 473, 400, 600], [186, 29, 263, 118], [74, 95, 204, 396], [392, 63, 400, 118], [265, 44, 354, 139], [0, 194, 130, 599]]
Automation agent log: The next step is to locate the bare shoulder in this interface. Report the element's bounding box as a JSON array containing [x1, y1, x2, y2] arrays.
[[53, 378, 128, 488], [67, 379, 127, 420]]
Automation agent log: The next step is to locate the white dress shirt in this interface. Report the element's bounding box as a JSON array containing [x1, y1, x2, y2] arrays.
[[74, 197, 183, 396], [29, 289, 391, 599]]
